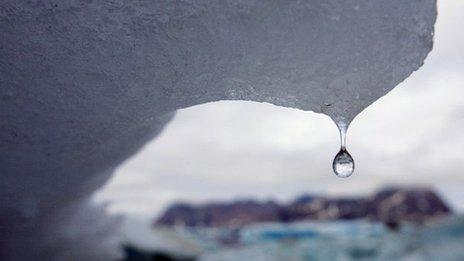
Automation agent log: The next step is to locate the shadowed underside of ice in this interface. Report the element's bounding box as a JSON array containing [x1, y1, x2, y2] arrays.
[[0, 0, 436, 259]]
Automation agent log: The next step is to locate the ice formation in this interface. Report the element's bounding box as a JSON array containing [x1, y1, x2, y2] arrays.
[[0, 0, 436, 259]]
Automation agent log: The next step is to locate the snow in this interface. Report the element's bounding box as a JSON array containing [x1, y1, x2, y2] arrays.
[[0, 0, 436, 259]]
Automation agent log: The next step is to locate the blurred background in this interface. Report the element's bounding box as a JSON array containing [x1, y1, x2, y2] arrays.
[[93, 1, 464, 260]]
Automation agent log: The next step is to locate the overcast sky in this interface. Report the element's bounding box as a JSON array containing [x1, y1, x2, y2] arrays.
[[94, 1, 464, 219]]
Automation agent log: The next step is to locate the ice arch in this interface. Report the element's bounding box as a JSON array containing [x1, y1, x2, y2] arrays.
[[0, 0, 435, 259]]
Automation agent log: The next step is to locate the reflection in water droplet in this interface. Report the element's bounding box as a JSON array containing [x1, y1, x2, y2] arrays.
[[333, 148, 354, 178], [332, 121, 355, 178]]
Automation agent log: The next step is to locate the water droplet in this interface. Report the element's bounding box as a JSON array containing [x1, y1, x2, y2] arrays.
[[332, 121, 355, 178], [333, 148, 354, 178]]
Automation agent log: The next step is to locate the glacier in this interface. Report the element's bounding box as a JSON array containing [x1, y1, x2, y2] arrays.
[[0, 0, 436, 259]]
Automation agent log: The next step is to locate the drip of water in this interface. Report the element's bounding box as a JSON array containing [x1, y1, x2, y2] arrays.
[[332, 122, 354, 178]]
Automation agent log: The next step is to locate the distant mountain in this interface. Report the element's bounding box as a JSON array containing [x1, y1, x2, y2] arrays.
[[156, 200, 281, 228], [155, 187, 451, 228]]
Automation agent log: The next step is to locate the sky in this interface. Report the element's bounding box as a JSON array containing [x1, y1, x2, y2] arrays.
[[94, 1, 464, 219]]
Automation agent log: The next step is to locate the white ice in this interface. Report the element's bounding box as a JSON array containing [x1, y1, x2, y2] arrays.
[[0, 0, 436, 259]]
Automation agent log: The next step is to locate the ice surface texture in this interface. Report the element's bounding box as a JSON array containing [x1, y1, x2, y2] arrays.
[[0, 0, 435, 259]]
